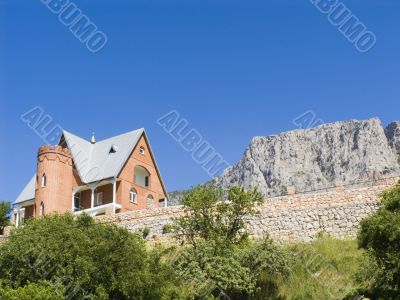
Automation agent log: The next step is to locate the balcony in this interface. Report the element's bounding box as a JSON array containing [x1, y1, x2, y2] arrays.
[[72, 178, 118, 216]]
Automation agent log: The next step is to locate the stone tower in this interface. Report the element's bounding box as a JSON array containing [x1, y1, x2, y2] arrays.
[[34, 145, 75, 216]]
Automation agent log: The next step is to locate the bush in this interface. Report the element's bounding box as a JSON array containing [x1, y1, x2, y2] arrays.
[[358, 181, 400, 299], [0, 202, 12, 234], [141, 226, 150, 238], [0, 281, 63, 300], [0, 213, 177, 299], [172, 185, 291, 298], [162, 224, 173, 234]]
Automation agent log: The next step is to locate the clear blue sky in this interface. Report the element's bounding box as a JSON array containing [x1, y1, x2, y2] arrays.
[[1, 0, 399, 201]]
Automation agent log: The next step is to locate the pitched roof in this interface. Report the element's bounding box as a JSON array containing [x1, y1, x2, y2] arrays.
[[62, 129, 144, 183], [15, 175, 36, 204], [15, 128, 168, 205]]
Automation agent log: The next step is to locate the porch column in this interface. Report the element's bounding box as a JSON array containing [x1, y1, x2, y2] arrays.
[[15, 209, 20, 228], [112, 178, 116, 214], [72, 191, 75, 212], [91, 188, 95, 208]]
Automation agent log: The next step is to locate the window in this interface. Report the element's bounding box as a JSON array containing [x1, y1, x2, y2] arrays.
[[40, 202, 45, 216], [129, 188, 137, 203], [95, 192, 103, 206], [139, 146, 145, 155], [74, 192, 81, 212], [109, 144, 118, 154], [146, 194, 154, 208], [41, 174, 47, 187], [159, 198, 166, 208], [134, 166, 150, 188]]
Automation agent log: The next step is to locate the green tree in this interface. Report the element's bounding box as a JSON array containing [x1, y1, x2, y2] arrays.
[[358, 181, 400, 299], [174, 185, 264, 248], [0, 213, 178, 299], [172, 185, 289, 298], [0, 202, 12, 234]]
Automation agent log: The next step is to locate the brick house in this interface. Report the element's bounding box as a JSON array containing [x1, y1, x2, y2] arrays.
[[13, 129, 168, 226]]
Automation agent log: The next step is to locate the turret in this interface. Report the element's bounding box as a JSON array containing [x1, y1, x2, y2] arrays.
[[35, 145, 74, 216]]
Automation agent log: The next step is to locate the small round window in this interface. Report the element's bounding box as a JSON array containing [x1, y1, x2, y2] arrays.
[[139, 146, 145, 155]]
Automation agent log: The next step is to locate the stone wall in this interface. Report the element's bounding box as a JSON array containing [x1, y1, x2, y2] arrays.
[[96, 178, 399, 242]]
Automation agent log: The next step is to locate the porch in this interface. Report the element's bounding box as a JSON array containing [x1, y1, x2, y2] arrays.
[[73, 178, 121, 217]]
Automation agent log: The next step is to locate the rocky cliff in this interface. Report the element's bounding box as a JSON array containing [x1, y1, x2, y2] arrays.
[[385, 121, 400, 152], [169, 118, 400, 203]]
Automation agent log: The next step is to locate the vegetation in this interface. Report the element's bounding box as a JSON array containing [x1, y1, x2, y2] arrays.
[[162, 224, 173, 234], [0, 214, 178, 299], [358, 181, 400, 299], [1, 182, 400, 299], [0, 202, 12, 234], [171, 185, 290, 298]]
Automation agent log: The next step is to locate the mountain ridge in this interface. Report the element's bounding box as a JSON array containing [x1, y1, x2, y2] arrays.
[[168, 118, 400, 205]]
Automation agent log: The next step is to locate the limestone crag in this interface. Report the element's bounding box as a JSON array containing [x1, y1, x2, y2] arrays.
[[385, 121, 400, 152], [212, 118, 400, 197]]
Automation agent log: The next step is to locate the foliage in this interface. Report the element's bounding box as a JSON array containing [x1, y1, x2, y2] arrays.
[[172, 185, 291, 298], [0, 213, 177, 300], [141, 226, 150, 238], [0, 202, 12, 234], [162, 224, 173, 234], [358, 181, 400, 299], [174, 184, 264, 248], [0, 281, 63, 300]]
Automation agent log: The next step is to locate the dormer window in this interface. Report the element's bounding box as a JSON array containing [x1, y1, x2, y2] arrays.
[[41, 174, 47, 187], [109, 144, 118, 154], [139, 146, 145, 155]]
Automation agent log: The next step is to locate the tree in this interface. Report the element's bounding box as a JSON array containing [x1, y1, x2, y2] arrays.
[[172, 185, 289, 298], [174, 185, 264, 248], [0, 202, 12, 234], [0, 213, 178, 299], [358, 181, 400, 299]]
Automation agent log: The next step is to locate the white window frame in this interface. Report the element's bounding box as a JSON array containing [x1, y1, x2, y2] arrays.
[[39, 202, 45, 216], [41, 174, 47, 187], [95, 192, 103, 206], [129, 189, 137, 204], [139, 146, 145, 155]]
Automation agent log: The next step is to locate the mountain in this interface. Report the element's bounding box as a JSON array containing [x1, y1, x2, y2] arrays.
[[168, 118, 400, 203], [385, 121, 400, 152]]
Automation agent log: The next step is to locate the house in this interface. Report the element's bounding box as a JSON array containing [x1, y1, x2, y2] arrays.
[[13, 129, 168, 226]]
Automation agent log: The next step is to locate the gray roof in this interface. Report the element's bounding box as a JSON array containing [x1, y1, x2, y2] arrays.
[[15, 128, 167, 205], [15, 175, 36, 204], [62, 129, 144, 183]]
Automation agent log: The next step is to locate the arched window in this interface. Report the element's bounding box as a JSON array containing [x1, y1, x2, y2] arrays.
[[41, 174, 47, 187], [134, 166, 150, 188], [40, 202, 45, 216], [139, 146, 145, 155], [129, 188, 137, 203], [146, 194, 154, 209]]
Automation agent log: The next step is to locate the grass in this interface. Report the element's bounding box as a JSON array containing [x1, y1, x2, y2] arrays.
[[255, 236, 368, 300]]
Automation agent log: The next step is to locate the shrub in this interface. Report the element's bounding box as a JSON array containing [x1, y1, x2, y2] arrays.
[[0, 281, 63, 300], [358, 181, 400, 299], [162, 224, 173, 234], [0, 213, 177, 299], [0, 202, 12, 234], [142, 226, 150, 238], [172, 185, 291, 298]]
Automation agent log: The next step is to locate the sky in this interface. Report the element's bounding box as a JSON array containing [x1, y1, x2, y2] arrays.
[[1, 0, 399, 202]]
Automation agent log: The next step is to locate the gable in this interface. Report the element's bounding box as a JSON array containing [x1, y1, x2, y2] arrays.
[[117, 133, 167, 197]]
